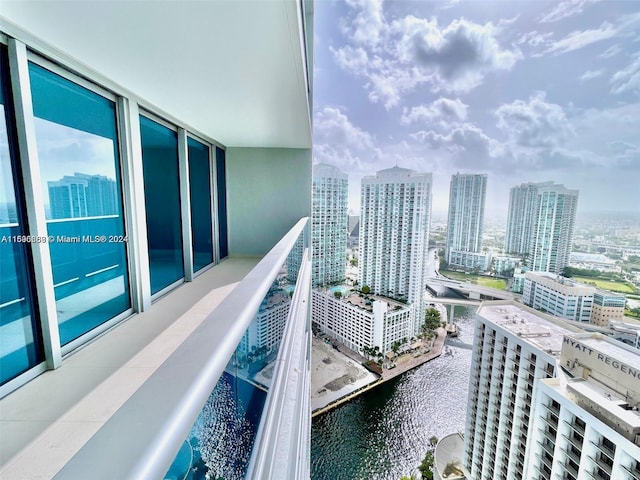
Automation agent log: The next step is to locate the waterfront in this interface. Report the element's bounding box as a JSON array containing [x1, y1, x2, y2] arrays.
[[311, 306, 476, 480]]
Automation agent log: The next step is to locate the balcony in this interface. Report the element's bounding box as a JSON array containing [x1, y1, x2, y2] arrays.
[[0, 218, 311, 479]]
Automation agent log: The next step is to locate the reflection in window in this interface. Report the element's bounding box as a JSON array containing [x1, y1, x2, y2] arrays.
[[140, 116, 184, 294], [29, 62, 130, 346], [216, 147, 228, 259], [0, 47, 43, 385], [188, 138, 213, 272]]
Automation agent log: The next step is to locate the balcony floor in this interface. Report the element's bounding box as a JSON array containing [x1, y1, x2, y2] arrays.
[[0, 257, 260, 479]]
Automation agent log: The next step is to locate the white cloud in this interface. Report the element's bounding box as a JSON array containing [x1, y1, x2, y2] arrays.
[[333, 4, 522, 107], [330, 45, 371, 74], [610, 55, 640, 96], [543, 22, 617, 55], [314, 107, 374, 150], [538, 0, 590, 24], [599, 44, 622, 58], [392, 16, 521, 93], [401, 97, 468, 126], [342, 0, 387, 49], [410, 123, 504, 169], [580, 69, 605, 82], [517, 31, 553, 48], [495, 92, 574, 148]]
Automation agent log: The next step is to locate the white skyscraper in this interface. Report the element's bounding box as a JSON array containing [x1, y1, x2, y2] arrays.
[[311, 163, 348, 286], [359, 166, 432, 334], [445, 173, 487, 268], [464, 302, 640, 480], [505, 181, 578, 274], [464, 302, 583, 480], [525, 333, 640, 480]]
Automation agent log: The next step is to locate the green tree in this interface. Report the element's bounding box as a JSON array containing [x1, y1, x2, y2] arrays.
[[361, 285, 371, 294], [334, 290, 342, 299], [423, 308, 441, 332], [417, 436, 438, 480]]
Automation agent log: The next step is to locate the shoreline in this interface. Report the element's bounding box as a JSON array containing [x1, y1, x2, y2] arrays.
[[311, 327, 448, 418]]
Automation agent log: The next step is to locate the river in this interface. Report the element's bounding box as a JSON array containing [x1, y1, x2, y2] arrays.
[[310, 305, 476, 480]]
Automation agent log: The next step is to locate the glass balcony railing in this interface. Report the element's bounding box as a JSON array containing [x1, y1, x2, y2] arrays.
[[55, 217, 311, 480]]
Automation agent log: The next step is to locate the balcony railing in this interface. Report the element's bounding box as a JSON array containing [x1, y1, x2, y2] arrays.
[[55, 217, 311, 479]]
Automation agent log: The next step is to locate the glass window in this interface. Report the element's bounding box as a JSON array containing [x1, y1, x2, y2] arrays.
[[188, 137, 213, 272], [216, 147, 228, 259], [0, 47, 43, 385], [29, 62, 130, 346], [140, 116, 184, 294]]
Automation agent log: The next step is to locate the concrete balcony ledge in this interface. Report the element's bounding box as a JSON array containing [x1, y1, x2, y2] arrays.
[[0, 257, 259, 479]]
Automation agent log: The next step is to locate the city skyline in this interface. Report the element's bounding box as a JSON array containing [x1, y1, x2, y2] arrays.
[[313, 0, 640, 217]]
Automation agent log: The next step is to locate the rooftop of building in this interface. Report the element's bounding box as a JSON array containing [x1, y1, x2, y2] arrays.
[[569, 332, 640, 368], [317, 288, 410, 313], [477, 302, 583, 357]]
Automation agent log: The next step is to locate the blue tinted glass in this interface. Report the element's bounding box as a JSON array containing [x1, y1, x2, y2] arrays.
[[140, 116, 184, 294], [29, 62, 131, 345], [216, 147, 228, 259], [188, 138, 213, 272], [0, 47, 43, 385]]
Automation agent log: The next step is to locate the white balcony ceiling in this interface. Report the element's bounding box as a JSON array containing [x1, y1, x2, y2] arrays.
[[1, 0, 312, 148]]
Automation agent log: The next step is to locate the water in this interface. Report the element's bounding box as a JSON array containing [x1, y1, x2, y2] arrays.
[[311, 306, 476, 480]]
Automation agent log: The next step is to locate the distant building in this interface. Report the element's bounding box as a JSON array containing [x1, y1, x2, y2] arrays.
[[445, 173, 487, 269], [464, 302, 583, 480], [523, 272, 594, 323], [569, 252, 620, 273], [591, 289, 627, 326], [447, 250, 492, 271], [525, 333, 640, 480], [312, 163, 348, 286], [610, 321, 640, 349], [312, 289, 414, 354], [522, 272, 626, 326], [359, 166, 432, 335], [48, 172, 117, 219], [505, 181, 578, 274], [240, 288, 290, 357], [347, 215, 359, 248], [492, 255, 521, 276]]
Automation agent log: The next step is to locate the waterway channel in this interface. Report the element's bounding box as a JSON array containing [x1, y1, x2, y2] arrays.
[[311, 305, 477, 480]]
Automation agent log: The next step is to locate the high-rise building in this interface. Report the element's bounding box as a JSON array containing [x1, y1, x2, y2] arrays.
[[525, 333, 640, 480], [505, 182, 548, 255], [48, 172, 118, 219], [505, 182, 578, 274], [312, 163, 348, 286], [445, 173, 487, 268], [464, 302, 583, 480], [359, 166, 432, 334]]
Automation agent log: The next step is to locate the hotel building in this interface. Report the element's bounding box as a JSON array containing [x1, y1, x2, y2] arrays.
[[464, 302, 583, 480], [445, 173, 487, 270], [359, 166, 432, 334], [0, 2, 314, 479], [505, 182, 579, 275], [311, 162, 348, 286], [312, 289, 414, 354], [525, 333, 640, 480]]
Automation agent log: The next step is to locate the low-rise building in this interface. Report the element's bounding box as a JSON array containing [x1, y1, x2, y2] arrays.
[[448, 250, 492, 271], [312, 289, 414, 354], [523, 272, 594, 323], [591, 289, 627, 326]]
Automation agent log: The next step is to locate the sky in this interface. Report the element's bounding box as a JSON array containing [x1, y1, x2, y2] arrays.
[[312, 0, 640, 218]]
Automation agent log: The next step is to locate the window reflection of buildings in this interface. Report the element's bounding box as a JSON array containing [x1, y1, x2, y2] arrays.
[[47, 172, 118, 220]]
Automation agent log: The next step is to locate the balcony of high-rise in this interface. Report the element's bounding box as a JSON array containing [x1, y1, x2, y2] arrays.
[[0, 1, 314, 478]]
